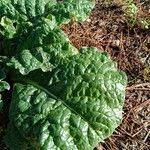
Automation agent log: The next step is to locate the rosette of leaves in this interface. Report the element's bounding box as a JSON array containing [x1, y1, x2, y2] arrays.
[[125, 0, 150, 29], [0, 0, 127, 150]]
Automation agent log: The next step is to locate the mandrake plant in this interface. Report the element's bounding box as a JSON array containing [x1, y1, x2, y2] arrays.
[[0, 0, 127, 150]]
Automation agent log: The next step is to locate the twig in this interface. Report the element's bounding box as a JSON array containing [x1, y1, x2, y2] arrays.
[[126, 83, 150, 90], [133, 99, 150, 112]]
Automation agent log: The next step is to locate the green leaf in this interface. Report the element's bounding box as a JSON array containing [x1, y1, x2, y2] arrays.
[[5, 47, 127, 150], [0, 80, 10, 92], [7, 19, 78, 74], [0, 16, 17, 38], [0, 0, 57, 39], [0, 0, 56, 22], [0, 0, 94, 74], [1, 1, 127, 149], [0, 0, 94, 24], [49, 0, 95, 24], [0, 68, 10, 92], [0, 0, 95, 39]]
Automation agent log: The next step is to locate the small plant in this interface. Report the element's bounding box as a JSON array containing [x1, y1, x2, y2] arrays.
[[0, 0, 127, 150], [124, 0, 150, 29], [124, 0, 138, 26]]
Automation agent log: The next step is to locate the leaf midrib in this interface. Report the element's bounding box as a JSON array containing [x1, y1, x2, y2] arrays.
[[19, 77, 98, 133]]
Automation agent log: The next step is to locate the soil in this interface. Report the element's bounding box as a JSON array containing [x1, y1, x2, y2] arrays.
[[0, 0, 150, 150]]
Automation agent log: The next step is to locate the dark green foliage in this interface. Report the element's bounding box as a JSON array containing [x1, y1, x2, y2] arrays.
[[0, 1, 127, 150]]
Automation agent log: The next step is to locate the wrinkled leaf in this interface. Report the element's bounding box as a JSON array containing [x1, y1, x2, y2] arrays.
[[5, 47, 127, 150], [0, 1, 128, 150], [0, 0, 56, 22], [49, 0, 95, 24], [0, 0, 56, 39], [7, 19, 78, 74], [0, 16, 16, 38], [0, 0, 94, 39]]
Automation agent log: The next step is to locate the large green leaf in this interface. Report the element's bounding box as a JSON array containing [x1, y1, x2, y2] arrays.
[[49, 0, 95, 24], [5, 47, 127, 150], [7, 19, 78, 74], [0, 0, 56, 22], [0, 0, 94, 75], [0, 0, 95, 38], [0, 0, 94, 23], [0, 1, 127, 150]]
